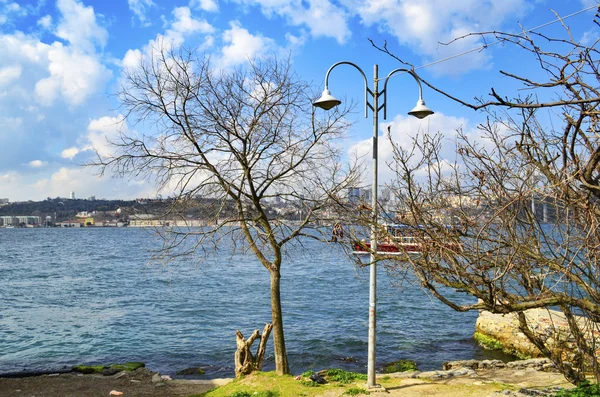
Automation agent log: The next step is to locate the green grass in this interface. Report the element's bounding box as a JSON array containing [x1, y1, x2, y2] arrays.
[[556, 382, 600, 397], [193, 370, 371, 397], [343, 387, 370, 395], [325, 369, 368, 384]]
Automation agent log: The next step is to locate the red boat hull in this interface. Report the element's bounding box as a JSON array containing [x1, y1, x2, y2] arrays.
[[352, 241, 422, 255]]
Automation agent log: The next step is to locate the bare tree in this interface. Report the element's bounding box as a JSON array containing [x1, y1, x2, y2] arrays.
[[357, 8, 600, 385], [94, 46, 359, 375]]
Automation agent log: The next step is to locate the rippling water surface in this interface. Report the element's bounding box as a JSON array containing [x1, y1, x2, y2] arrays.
[[0, 227, 511, 377]]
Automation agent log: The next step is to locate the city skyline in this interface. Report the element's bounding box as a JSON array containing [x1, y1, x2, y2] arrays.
[[0, 0, 597, 201]]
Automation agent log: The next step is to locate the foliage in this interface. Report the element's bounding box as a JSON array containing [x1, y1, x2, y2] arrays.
[[299, 380, 320, 387], [0, 198, 137, 222], [102, 47, 358, 375], [343, 387, 370, 396], [382, 360, 418, 373], [301, 370, 314, 377], [193, 370, 510, 397], [357, 7, 600, 386], [325, 369, 368, 384], [198, 371, 341, 397], [556, 382, 600, 397]]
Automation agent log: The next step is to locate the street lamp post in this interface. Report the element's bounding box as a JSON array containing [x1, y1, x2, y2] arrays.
[[313, 62, 434, 389]]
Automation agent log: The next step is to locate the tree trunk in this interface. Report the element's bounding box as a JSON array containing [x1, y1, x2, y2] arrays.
[[270, 270, 290, 375], [234, 323, 273, 378]]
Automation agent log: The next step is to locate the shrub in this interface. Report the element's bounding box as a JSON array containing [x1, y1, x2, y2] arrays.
[[343, 387, 370, 396], [556, 382, 600, 397], [325, 369, 367, 384]]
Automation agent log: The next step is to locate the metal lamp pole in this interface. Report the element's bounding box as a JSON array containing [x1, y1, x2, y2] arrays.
[[313, 62, 434, 389]]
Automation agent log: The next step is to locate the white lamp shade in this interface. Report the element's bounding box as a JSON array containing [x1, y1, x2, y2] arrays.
[[313, 88, 342, 110], [408, 99, 434, 119]]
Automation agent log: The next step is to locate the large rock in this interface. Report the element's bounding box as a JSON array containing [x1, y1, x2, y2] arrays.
[[475, 308, 599, 362]]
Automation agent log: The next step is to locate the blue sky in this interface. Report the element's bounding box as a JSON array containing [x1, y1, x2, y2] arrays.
[[0, 0, 598, 201]]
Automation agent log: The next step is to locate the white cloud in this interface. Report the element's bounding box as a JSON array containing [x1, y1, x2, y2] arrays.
[[0, 1, 26, 25], [6, 2, 19, 12], [234, 0, 349, 43], [128, 0, 154, 26], [347, 0, 531, 76], [171, 6, 214, 35], [191, 0, 218, 12], [55, 0, 108, 53], [61, 147, 80, 159], [0, 166, 154, 202], [0, 65, 21, 87], [30, 167, 154, 201], [122, 6, 214, 69], [28, 160, 47, 168], [217, 21, 274, 68], [122, 48, 142, 70], [85, 115, 128, 158], [34, 41, 111, 107], [581, 29, 600, 46], [348, 112, 468, 184], [37, 15, 52, 29]]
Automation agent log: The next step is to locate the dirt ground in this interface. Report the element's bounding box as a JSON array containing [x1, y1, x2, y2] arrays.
[[0, 367, 573, 397], [0, 368, 229, 397]]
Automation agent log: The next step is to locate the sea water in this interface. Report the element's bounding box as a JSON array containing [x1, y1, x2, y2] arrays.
[[0, 227, 511, 377]]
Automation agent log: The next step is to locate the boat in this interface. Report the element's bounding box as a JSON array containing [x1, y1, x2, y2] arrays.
[[351, 224, 458, 256]]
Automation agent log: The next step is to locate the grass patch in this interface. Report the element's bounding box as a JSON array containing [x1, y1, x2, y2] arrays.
[[556, 382, 600, 397], [325, 369, 367, 384], [382, 360, 418, 373], [343, 387, 370, 395], [197, 371, 342, 397]]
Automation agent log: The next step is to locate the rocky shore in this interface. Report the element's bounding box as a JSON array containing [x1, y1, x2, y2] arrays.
[[0, 358, 573, 397]]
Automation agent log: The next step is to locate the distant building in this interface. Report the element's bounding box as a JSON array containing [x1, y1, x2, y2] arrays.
[[70, 191, 75, 199], [348, 187, 361, 204], [0, 198, 8, 206], [57, 220, 82, 227], [0, 216, 41, 227]]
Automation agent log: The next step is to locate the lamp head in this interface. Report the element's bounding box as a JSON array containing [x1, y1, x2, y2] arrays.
[[313, 88, 342, 111], [408, 99, 434, 119]]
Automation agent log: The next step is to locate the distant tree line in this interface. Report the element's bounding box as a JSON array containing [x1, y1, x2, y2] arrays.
[[0, 197, 289, 222], [0, 198, 136, 220]]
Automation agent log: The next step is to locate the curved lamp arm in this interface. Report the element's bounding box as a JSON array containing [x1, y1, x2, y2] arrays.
[[323, 61, 370, 118], [383, 68, 425, 120]]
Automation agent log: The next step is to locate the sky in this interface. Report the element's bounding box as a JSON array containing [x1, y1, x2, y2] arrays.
[[0, 0, 598, 201]]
